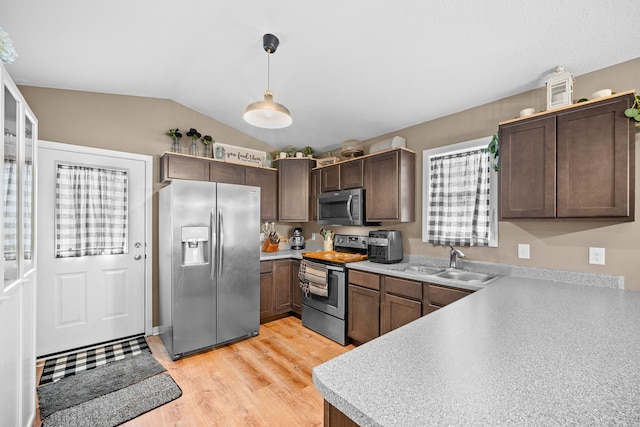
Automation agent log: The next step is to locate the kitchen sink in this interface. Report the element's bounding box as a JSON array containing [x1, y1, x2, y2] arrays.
[[388, 264, 443, 275], [434, 270, 498, 284]]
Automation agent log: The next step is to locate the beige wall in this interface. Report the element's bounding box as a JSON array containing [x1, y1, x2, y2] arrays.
[[19, 86, 276, 324], [305, 57, 640, 290], [18, 56, 640, 331]]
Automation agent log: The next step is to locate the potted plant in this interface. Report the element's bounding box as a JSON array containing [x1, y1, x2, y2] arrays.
[[624, 95, 640, 123], [166, 128, 183, 153], [303, 146, 314, 157], [201, 135, 214, 158], [186, 128, 201, 156], [285, 145, 297, 158]]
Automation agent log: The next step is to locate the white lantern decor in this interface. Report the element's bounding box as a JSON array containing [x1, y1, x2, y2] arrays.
[[546, 65, 574, 110]]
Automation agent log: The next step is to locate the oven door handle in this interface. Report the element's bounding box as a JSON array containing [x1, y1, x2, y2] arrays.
[[346, 194, 353, 221]]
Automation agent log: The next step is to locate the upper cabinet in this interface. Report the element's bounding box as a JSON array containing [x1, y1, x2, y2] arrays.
[[160, 152, 278, 221], [320, 159, 364, 193], [276, 158, 315, 222], [499, 92, 635, 220], [364, 149, 415, 222]]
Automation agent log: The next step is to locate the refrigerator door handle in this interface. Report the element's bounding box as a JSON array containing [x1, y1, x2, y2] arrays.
[[218, 209, 224, 278], [210, 209, 216, 280]]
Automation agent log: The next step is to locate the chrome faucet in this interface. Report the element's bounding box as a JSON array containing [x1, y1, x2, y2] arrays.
[[449, 246, 465, 269]]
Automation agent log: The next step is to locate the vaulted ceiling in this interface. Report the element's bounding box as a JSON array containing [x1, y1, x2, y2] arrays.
[[3, 1, 638, 152]]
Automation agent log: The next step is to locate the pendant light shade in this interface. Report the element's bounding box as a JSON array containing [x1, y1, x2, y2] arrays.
[[244, 34, 292, 129]]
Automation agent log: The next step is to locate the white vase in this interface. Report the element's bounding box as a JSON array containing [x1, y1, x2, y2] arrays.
[[323, 239, 333, 251]]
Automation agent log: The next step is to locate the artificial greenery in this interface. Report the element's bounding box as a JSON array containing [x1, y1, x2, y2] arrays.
[[303, 146, 314, 156], [166, 128, 182, 141], [486, 132, 499, 172], [201, 135, 214, 145], [186, 128, 201, 141], [624, 95, 640, 122], [285, 145, 297, 157]]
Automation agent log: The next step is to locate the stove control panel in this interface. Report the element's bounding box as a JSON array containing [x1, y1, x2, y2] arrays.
[[334, 234, 369, 252]]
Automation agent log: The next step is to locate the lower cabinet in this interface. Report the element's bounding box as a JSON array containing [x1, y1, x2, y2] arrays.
[[347, 270, 380, 344], [381, 276, 422, 335], [348, 269, 475, 344], [291, 260, 302, 315], [260, 259, 302, 323]]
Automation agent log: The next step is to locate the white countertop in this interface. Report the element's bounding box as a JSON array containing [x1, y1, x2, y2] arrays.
[[313, 276, 640, 425]]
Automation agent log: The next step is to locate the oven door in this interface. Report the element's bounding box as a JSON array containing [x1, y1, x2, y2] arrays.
[[302, 264, 345, 320]]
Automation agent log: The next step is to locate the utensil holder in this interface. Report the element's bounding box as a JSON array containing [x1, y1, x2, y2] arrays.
[[262, 240, 279, 252], [323, 239, 333, 251]]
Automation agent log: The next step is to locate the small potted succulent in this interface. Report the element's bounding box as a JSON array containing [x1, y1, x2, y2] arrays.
[[166, 128, 183, 153], [186, 128, 201, 156], [303, 146, 314, 158], [285, 145, 297, 158]]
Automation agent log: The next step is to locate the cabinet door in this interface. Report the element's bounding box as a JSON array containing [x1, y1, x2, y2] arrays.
[[245, 167, 278, 221], [291, 260, 302, 315], [364, 150, 415, 222], [321, 164, 340, 192], [556, 96, 635, 218], [209, 161, 244, 184], [347, 284, 380, 344], [381, 293, 421, 335], [310, 169, 321, 221], [340, 159, 364, 189], [160, 154, 208, 182], [499, 116, 557, 218], [423, 283, 472, 316], [277, 159, 314, 221], [259, 261, 273, 323], [273, 259, 292, 314]]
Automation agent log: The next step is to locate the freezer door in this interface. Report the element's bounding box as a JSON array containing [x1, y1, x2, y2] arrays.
[[215, 183, 260, 344], [170, 180, 218, 355]]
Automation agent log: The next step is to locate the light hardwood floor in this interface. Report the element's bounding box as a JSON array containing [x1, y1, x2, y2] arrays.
[[35, 316, 355, 426]]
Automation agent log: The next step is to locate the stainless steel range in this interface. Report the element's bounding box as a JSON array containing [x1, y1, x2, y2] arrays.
[[300, 234, 368, 345]]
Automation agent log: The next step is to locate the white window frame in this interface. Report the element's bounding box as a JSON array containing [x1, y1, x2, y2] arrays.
[[421, 136, 498, 247]]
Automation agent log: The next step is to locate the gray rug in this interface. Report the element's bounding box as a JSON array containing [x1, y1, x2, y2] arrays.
[[38, 350, 167, 419], [42, 373, 182, 427]]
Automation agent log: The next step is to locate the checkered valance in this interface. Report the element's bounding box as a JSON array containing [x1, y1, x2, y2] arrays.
[[426, 148, 491, 246], [55, 163, 128, 258]]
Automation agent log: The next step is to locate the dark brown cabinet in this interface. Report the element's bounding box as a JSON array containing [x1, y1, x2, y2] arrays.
[[321, 164, 341, 192], [310, 169, 321, 221], [291, 260, 302, 315], [276, 158, 315, 221], [160, 153, 278, 221], [260, 261, 273, 322], [319, 159, 364, 193], [364, 149, 415, 222], [260, 259, 294, 322], [422, 283, 473, 315], [499, 93, 635, 220], [160, 154, 208, 181], [209, 161, 244, 185], [245, 167, 278, 221], [347, 270, 380, 344], [381, 276, 422, 335]]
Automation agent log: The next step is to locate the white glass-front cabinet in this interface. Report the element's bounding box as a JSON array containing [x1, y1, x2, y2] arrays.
[[0, 62, 38, 427]]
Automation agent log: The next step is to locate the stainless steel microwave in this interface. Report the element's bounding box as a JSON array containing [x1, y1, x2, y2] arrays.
[[317, 188, 375, 226]]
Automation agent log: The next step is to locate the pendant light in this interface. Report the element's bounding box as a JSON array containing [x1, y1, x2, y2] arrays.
[[244, 34, 292, 129]]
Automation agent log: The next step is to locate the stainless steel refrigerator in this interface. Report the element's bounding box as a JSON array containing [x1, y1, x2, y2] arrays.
[[159, 179, 260, 359]]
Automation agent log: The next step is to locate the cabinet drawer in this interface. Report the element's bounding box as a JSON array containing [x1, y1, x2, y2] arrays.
[[260, 261, 272, 273], [426, 284, 472, 307], [348, 270, 380, 291], [384, 276, 422, 300]]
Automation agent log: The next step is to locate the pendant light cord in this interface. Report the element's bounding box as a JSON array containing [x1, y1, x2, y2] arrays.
[[266, 51, 271, 92]]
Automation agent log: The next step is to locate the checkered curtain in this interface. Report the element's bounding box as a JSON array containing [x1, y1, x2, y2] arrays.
[[3, 159, 17, 260], [427, 148, 491, 246], [55, 163, 128, 258]]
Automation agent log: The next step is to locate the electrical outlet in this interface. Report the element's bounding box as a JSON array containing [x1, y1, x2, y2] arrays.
[[312, 232, 316, 240], [589, 247, 605, 265], [518, 244, 530, 259]]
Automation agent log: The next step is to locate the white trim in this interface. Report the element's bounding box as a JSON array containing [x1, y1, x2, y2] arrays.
[[422, 136, 498, 247], [37, 140, 154, 336]]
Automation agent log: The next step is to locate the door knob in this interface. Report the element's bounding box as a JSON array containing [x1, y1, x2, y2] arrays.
[[134, 254, 142, 260]]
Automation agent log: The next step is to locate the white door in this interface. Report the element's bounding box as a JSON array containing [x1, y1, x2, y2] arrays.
[[36, 141, 151, 357]]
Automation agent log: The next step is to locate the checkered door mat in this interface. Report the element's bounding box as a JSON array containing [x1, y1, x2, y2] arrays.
[[39, 336, 150, 385]]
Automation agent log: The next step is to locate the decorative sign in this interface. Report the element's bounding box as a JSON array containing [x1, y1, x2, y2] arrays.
[[215, 142, 266, 166]]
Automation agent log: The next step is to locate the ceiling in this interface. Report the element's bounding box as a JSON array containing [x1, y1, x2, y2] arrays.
[[2, 1, 639, 153]]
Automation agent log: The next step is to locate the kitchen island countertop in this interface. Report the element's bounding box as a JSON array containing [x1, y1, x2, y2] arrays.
[[313, 276, 640, 426]]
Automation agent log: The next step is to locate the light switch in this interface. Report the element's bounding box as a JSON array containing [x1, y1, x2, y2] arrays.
[[518, 244, 530, 259]]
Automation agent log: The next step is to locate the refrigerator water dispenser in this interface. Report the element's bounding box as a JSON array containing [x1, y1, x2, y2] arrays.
[[182, 226, 209, 265]]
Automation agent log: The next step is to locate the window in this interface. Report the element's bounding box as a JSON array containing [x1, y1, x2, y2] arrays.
[[54, 163, 129, 258], [422, 136, 498, 247]]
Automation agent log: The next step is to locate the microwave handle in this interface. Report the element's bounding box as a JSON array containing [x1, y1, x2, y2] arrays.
[[346, 194, 353, 221]]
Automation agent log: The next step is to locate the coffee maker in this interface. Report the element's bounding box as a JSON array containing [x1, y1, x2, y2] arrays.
[[289, 227, 305, 250]]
